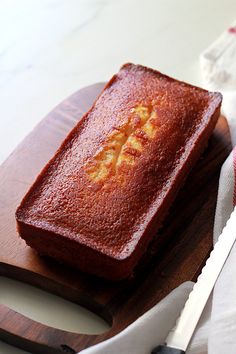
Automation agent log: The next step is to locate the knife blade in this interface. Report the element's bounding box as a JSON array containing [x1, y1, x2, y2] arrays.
[[151, 206, 236, 354]]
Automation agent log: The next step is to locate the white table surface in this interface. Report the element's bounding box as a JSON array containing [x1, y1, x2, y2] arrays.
[[1, 0, 236, 353]]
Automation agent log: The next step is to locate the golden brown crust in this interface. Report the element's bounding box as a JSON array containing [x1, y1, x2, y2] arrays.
[[16, 63, 222, 280]]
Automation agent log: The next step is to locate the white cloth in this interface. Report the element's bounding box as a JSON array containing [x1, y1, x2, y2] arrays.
[[79, 23, 236, 354], [80, 282, 193, 354], [201, 23, 236, 353]]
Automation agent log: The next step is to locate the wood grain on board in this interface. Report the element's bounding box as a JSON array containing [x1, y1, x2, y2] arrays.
[[0, 83, 232, 353]]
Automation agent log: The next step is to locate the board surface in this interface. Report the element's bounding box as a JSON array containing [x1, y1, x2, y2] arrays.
[[0, 83, 232, 354]]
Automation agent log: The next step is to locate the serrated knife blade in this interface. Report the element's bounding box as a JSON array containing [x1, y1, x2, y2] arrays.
[[151, 206, 236, 354]]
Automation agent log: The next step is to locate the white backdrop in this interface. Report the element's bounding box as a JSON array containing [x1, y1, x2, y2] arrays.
[[1, 0, 236, 353]]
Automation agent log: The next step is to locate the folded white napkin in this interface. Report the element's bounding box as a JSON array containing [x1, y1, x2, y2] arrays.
[[201, 23, 236, 352], [79, 23, 236, 354]]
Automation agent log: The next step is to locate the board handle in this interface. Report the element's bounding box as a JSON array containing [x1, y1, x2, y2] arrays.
[[0, 304, 103, 354]]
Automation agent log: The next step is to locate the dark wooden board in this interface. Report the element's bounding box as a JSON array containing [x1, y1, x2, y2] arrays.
[[0, 83, 232, 354]]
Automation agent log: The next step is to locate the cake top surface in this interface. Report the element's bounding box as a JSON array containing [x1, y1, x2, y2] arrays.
[[16, 63, 222, 259]]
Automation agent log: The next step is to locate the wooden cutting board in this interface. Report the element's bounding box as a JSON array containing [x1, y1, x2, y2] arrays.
[[0, 83, 232, 354]]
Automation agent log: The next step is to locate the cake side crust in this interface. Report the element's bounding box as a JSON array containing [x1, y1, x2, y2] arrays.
[[16, 63, 222, 280]]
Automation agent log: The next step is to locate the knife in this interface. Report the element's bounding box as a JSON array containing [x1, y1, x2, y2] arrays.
[[151, 206, 236, 354]]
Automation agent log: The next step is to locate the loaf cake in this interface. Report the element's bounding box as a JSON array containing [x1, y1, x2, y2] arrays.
[[16, 63, 222, 280]]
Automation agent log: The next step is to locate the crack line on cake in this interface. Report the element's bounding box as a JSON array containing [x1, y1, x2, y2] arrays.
[[86, 105, 159, 182]]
